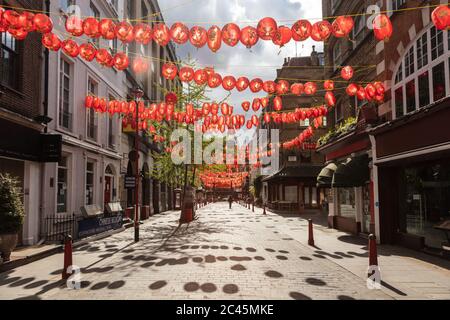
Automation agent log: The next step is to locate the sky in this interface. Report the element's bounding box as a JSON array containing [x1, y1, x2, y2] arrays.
[[158, 0, 324, 141]]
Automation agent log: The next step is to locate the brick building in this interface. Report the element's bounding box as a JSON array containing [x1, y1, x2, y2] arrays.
[[262, 48, 328, 214], [317, 0, 379, 236], [369, 0, 450, 253], [318, 0, 450, 255], [0, 0, 61, 245]]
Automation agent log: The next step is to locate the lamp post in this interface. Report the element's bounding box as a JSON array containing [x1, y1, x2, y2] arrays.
[[132, 87, 144, 243]]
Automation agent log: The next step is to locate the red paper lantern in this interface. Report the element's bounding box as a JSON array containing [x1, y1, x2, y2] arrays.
[[222, 23, 241, 47], [33, 14, 53, 33], [325, 91, 336, 107], [291, 83, 304, 96], [261, 97, 269, 109], [208, 73, 222, 88], [113, 52, 129, 71], [332, 16, 354, 38], [190, 26, 208, 48], [83, 17, 100, 38], [207, 25, 222, 52], [324, 80, 335, 91], [96, 48, 113, 67], [221, 103, 230, 115], [99, 19, 116, 40], [276, 80, 290, 95], [222, 76, 236, 91], [8, 27, 28, 40], [311, 21, 332, 41], [3, 10, 20, 28], [18, 11, 35, 32], [292, 19, 312, 41], [341, 66, 354, 80], [153, 23, 170, 46], [179, 67, 195, 82], [170, 22, 189, 44], [263, 81, 276, 94], [346, 83, 359, 96], [85, 96, 94, 108], [356, 87, 367, 101], [80, 43, 97, 62], [236, 77, 250, 92], [273, 26, 292, 47], [264, 113, 271, 124], [240, 26, 259, 48], [252, 99, 261, 112], [165, 92, 178, 104], [432, 5, 450, 30], [242, 101, 250, 112], [194, 69, 208, 85], [365, 83, 377, 100], [373, 81, 385, 95], [251, 115, 259, 126], [162, 62, 178, 80], [304, 82, 317, 95], [65, 15, 84, 37], [257, 17, 278, 40], [373, 14, 393, 42], [273, 96, 283, 111], [62, 39, 79, 58], [115, 21, 134, 43], [134, 23, 152, 44], [249, 78, 263, 93], [132, 57, 149, 74], [42, 33, 61, 51]]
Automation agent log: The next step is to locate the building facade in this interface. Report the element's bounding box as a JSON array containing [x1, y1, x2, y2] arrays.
[[0, 0, 59, 245], [262, 49, 328, 214], [319, 0, 450, 255], [369, 0, 450, 253]]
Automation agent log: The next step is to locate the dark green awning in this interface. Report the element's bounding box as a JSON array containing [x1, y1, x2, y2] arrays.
[[317, 162, 338, 188], [332, 155, 370, 188], [263, 165, 323, 182]]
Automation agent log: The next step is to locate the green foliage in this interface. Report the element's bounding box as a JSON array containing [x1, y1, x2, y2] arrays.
[[0, 174, 24, 234], [317, 117, 357, 147]]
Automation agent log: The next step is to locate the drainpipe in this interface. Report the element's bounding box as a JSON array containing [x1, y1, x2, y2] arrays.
[[43, 0, 50, 133]]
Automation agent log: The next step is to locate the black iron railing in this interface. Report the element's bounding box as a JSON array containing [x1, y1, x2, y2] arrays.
[[42, 214, 81, 244]]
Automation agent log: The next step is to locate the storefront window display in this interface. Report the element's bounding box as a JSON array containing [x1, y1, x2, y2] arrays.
[[399, 160, 450, 248]]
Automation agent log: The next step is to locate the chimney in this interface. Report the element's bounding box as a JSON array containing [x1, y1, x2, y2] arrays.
[[310, 45, 319, 66]]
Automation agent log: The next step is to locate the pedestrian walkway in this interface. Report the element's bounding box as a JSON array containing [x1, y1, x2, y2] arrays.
[[0, 202, 448, 300]]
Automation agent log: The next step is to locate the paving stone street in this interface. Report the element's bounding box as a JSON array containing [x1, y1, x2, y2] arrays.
[[1, 202, 449, 300]]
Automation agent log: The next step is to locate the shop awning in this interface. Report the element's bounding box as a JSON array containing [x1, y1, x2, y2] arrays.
[[332, 154, 370, 188], [317, 162, 338, 188], [262, 165, 323, 182]]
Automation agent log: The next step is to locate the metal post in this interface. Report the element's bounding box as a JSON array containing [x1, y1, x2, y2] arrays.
[[133, 88, 144, 243], [308, 219, 315, 246]]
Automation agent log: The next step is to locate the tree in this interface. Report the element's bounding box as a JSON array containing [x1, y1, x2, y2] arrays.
[[0, 174, 24, 234]]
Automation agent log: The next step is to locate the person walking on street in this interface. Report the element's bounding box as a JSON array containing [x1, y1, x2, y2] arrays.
[[228, 195, 233, 209]]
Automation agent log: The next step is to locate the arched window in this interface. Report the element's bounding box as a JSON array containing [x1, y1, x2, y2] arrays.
[[392, 25, 450, 119]]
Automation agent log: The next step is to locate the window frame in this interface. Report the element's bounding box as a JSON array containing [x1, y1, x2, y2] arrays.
[[392, 25, 450, 119]]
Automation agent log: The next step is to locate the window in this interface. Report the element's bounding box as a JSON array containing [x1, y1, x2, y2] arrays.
[[89, 2, 100, 47], [59, 59, 72, 130], [432, 62, 446, 101], [418, 71, 430, 108], [87, 78, 97, 140], [60, 0, 75, 12], [391, 0, 406, 11], [0, 33, 19, 89], [86, 161, 95, 205], [57, 156, 69, 213], [338, 188, 356, 219], [353, 10, 366, 46], [405, 46, 414, 77], [431, 27, 444, 61], [392, 26, 449, 119], [416, 33, 428, 70]]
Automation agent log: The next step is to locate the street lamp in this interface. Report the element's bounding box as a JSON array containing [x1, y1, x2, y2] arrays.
[[132, 87, 144, 243]]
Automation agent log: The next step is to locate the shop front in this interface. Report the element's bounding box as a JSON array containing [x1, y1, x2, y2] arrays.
[[370, 97, 450, 253]]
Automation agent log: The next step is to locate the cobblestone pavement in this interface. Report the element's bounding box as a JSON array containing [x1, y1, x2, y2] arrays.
[[2, 202, 446, 300]]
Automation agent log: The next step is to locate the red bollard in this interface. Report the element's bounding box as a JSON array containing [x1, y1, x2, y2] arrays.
[[308, 219, 315, 246], [263, 205, 266, 215], [252, 202, 255, 212], [369, 234, 378, 266], [62, 235, 73, 280]]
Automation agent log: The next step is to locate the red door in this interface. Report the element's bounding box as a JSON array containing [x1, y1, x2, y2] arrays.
[[104, 176, 112, 205]]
